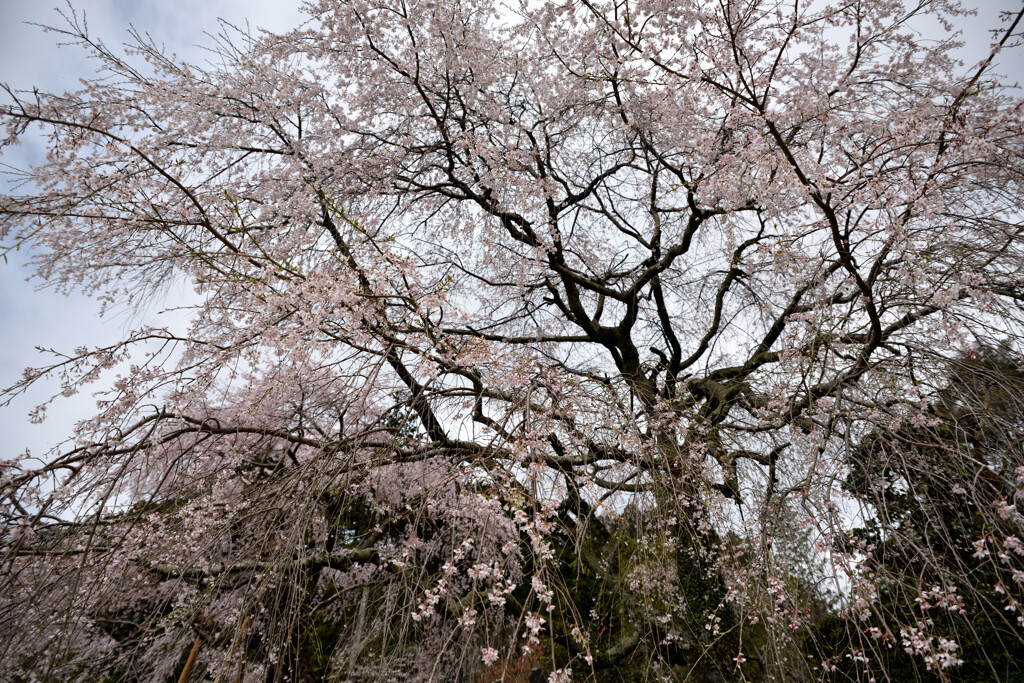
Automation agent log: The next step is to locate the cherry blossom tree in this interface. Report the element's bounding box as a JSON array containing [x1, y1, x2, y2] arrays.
[[2, 0, 1024, 680]]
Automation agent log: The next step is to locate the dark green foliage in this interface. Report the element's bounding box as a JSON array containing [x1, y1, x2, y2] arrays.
[[811, 349, 1024, 681]]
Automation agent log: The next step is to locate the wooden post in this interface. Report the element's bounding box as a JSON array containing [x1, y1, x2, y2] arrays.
[[176, 638, 202, 683], [214, 616, 251, 683]]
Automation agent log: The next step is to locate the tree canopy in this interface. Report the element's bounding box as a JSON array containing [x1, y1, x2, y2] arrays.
[[2, 1, 1024, 681]]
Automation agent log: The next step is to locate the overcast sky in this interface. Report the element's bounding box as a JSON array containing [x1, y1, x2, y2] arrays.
[[0, 1, 1021, 463], [0, 1, 305, 462]]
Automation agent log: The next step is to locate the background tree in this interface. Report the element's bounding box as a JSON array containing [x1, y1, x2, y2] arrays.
[[813, 347, 1024, 680], [2, 0, 1024, 681]]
